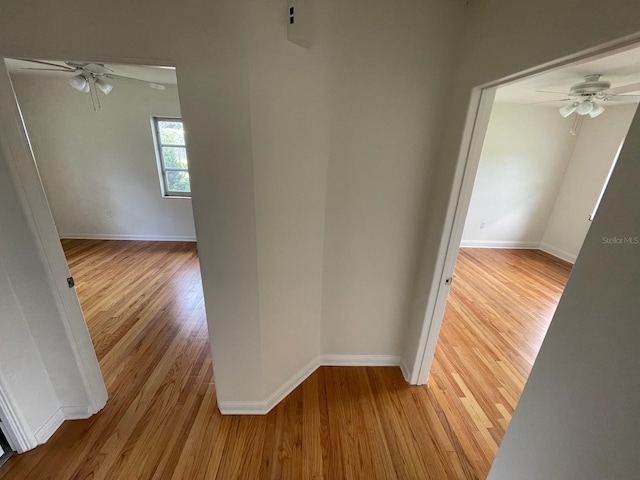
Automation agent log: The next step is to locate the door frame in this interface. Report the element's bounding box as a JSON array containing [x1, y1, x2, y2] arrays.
[[0, 57, 108, 451], [0, 54, 176, 450], [412, 33, 640, 384]]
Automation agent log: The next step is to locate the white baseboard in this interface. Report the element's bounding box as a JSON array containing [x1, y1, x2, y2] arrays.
[[34, 408, 65, 444], [461, 240, 577, 264], [218, 355, 402, 415], [60, 233, 197, 242], [460, 240, 540, 249], [61, 405, 93, 420], [216, 400, 267, 415], [318, 354, 401, 367], [399, 358, 411, 382], [264, 357, 321, 412], [218, 357, 320, 415], [33, 404, 95, 445], [539, 243, 577, 264]]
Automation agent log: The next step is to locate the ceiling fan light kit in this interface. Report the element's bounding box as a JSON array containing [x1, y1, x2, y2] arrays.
[[560, 98, 606, 118], [19, 59, 167, 111], [576, 100, 594, 115], [69, 74, 90, 93], [559, 101, 580, 117], [548, 73, 640, 119], [95, 78, 113, 95], [557, 74, 611, 118], [589, 101, 605, 117]]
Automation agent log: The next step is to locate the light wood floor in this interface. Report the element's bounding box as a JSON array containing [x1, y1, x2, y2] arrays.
[[0, 243, 571, 479]]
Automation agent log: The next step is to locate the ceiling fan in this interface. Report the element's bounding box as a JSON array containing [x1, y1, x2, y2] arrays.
[[536, 74, 640, 118], [18, 59, 167, 111]]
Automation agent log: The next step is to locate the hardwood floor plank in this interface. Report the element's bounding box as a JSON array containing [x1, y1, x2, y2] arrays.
[[347, 369, 398, 480], [0, 244, 570, 479], [324, 368, 360, 480], [301, 372, 323, 480], [214, 416, 267, 480], [367, 368, 427, 479], [427, 248, 571, 477], [170, 384, 219, 480], [318, 368, 344, 479]]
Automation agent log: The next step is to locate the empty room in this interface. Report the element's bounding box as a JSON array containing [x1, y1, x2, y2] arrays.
[[429, 47, 640, 475], [2, 1, 640, 479]]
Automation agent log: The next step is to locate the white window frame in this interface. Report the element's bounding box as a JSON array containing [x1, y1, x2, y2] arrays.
[[151, 117, 191, 198]]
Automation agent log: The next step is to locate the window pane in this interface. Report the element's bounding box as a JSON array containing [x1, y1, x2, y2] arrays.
[[162, 146, 188, 169], [158, 121, 185, 145], [166, 170, 191, 193]]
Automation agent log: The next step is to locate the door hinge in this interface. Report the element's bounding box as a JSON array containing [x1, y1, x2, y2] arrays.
[[445, 277, 453, 286], [67, 277, 75, 288]]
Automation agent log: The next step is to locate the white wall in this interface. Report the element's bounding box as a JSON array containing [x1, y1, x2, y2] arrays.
[[0, 0, 468, 414], [0, 0, 266, 409], [249, 0, 466, 397], [247, 0, 328, 396], [460, 103, 638, 262], [541, 104, 638, 262], [461, 104, 577, 247], [321, 0, 465, 357], [10, 73, 195, 241]]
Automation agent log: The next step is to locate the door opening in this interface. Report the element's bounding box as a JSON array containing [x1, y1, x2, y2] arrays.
[[411, 39, 640, 471], [0, 56, 213, 454]]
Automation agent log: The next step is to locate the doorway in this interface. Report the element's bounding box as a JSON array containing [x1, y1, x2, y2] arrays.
[[413, 41, 640, 471], [0, 428, 13, 469], [0, 56, 213, 461]]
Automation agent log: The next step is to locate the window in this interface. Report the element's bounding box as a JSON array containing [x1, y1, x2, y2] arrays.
[[152, 117, 191, 197]]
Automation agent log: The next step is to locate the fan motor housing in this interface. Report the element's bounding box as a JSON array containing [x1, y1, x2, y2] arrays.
[[570, 74, 611, 95]]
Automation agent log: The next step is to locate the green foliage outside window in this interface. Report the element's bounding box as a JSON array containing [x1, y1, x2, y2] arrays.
[[156, 119, 191, 195], [159, 121, 185, 145]]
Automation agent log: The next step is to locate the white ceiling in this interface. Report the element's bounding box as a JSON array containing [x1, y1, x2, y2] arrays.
[[495, 45, 640, 107], [7, 48, 640, 108], [4, 58, 177, 86]]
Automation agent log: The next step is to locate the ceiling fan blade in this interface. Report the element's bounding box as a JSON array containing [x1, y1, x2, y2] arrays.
[[535, 90, 572, 95], [16, 58, 76, 70], [606, 82, 640, 95], [105, 73, 167, 90], [78, 63, 114, 75], [19, 67, 77, 72], [523, 98, 571, 105], [602, 96, 640, 103], [604, 94, 640, 98], [66, 62, 114, 75]]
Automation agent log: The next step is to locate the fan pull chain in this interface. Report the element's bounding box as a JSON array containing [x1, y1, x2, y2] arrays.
[[89, 76, 97, 112], [95, 78, 102, 111], [88, 76, 102, 112], [569, 114, 583, 136]]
